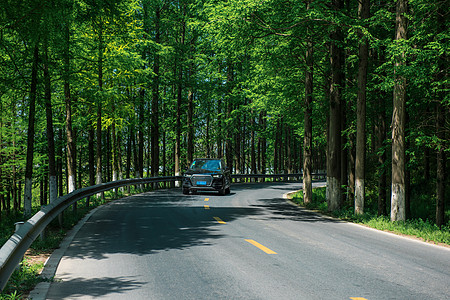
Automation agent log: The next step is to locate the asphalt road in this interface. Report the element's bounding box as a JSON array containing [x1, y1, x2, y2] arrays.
[[40, 181, 449, 300]]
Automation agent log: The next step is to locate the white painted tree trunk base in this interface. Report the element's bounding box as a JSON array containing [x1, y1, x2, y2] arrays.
[[67, 175, 75, 194], [96, 173, 102, 198], [175, 172, 180, 187], [391, 183, 405, 221], [355, 178, 364, 214]]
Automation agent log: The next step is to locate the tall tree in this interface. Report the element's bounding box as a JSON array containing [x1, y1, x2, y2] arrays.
[[174, 15, 186, 182], [391, 0, 408, 222], [435, 102, 446, 227], [327, 0, 344, 211], [43, 40, 57, 204], [96, 20, 104, 198], [355, 0, 370, 214], [151, 5, 161, 177], [64, 9, 76, 194], [24, 44, 39, 217], [303, 2, 314, 204]]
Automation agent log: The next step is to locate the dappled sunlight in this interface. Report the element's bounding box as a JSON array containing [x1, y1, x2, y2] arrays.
[[65, 192, 264, 260], [250, 197, 339, 223], [46, 276, 145, 299]]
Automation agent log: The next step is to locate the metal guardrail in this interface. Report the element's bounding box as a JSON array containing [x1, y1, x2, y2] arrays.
[[0, 172, 325, 291], [0, 176, 180, 291], [231, 173, 326, 181]]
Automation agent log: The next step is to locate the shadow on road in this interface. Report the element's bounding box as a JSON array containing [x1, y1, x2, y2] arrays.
[[47, 182, 339, 299], [66, 189, 263, 260], [251, 197, 339, 223], [47, 276, 145, 299]]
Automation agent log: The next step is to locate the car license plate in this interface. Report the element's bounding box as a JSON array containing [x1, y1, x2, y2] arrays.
[[196, 181, 207, 186]]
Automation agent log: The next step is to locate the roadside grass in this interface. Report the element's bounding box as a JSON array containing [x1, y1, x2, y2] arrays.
[[0, 185, 151, 299], [290, 187, 450, 246]]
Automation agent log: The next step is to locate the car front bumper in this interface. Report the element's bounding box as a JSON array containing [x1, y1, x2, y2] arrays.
[[182, 174, 226, 191]]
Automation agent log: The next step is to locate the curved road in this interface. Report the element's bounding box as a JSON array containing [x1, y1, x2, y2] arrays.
[[38, 182, 449, 299]]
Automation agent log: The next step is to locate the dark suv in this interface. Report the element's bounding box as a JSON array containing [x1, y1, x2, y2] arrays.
[[182, 158, 231, 195]]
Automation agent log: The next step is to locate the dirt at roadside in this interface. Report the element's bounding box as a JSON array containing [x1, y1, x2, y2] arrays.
[[24, 249, 52, 273]]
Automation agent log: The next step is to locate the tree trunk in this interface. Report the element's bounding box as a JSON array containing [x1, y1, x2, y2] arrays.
[[303, 28, 313, 204], [217, 75, 223, 159], [435, 99, 446, 227], [206, 114, 211, 158], [235, 112, 241, 175], [251, 114, 257, 177], [435, 8, 447, 227], [274, 119, 281, 175], [96, 22, 104, 198], [86, 124, 94, 207], [43, 43, 57, 205], [260, 111, 267, 182], [175, 16, 186, 183], [327, 0, 344, 211], [341, 91, 348, 204], [12, 129, 18, 211], [348, 135, 356, 204], [187, 80, 194, 165], [24, 43, 39, 217], [138, 90, 144, 183], [106, 128, 112, 182], [151, 8, 161, 178], [126, 126, 132, 180], [355, 0, 370, 214], [391, 0, 408, 222], [57, 129, 64, 198], [112, 122, 118, 195], [64, 21, 76, 195], [117, 130, 124, 192], [285, 125, 291, 174], [175, 67, 183, 182], [225, 61, 234, 170], [96, 95, 103, 198]]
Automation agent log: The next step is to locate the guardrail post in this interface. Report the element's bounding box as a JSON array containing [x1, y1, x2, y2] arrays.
[[14, 222, 24, 233], [14, 222, 25, 271]]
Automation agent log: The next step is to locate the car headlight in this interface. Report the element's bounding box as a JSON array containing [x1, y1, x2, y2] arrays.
[[212, 174, 223, 178]]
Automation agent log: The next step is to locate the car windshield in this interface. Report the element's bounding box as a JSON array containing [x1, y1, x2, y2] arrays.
[[190, 159, 221, 171]]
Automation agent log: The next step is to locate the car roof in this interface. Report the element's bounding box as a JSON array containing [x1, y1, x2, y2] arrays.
[[193, 158, 221, 160]]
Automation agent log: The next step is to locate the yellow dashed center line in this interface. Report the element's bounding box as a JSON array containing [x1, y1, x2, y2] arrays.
[[204, 205, 210, 210], [213, 217, 226, 224], [204, 198, 209, 201], [350, 298, 368, 300], [245, 239, 277, 254]]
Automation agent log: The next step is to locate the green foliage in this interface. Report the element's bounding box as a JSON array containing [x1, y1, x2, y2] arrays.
[[291, 187, 450, 245], [0, 291, 22, 300], [0, 258, 46, 298], [0, 0, 448, 274], [293, 186, 328, 211], [2, 0, 447, 296]]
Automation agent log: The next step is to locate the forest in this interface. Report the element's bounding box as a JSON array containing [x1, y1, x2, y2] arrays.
[[0, 0, 448, 227]]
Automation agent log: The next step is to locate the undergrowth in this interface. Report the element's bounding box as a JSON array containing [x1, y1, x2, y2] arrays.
[[291, 187, 450, 245]]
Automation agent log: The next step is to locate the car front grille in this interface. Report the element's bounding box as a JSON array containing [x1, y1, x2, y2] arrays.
[[192, 175, 212, 187]]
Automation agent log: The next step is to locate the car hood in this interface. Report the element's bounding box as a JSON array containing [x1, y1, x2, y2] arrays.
[[184, 169, 223, 175]]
